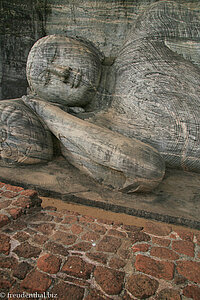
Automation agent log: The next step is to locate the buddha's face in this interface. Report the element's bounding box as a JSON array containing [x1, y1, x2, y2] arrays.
[[27, 35, 102, 107]]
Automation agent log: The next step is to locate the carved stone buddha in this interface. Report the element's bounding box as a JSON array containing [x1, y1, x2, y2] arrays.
[[1, 1, 200, 193]]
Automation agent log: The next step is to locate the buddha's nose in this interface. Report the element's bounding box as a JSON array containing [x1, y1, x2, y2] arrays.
[[48, 65, 71, 80]]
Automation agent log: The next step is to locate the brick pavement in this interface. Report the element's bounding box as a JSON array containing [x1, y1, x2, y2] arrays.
[[0, 182, 200, 299]]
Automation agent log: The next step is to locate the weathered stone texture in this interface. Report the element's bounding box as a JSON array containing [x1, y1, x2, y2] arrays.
[[0, 100, 53, 166], [46, 0, 200, 58], [2, 0, 200, 102], [0, 0, 48, 99], [126, 274, 159, 299]]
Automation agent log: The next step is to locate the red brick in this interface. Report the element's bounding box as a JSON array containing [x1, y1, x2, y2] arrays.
[[79, 215, 95, 223], [156, 288, 181, 300], [31, 223, 55, 235], [152, 236, 171, 247], [31, 234, 48, 244], [172, 240, 195, 257], [169, 233, 178, 239], [13, 231, 30, 242], [144, 221, 172, 236], [62, 256, 94, 279], [183, 285, 200, 300], [132, 243, 150, 253], [13, 262, 33, 280], [21, 269, 52, 292], [60, 209, 80, 216], [81, 231, 100, 242], [117, 240, 132, 259], [51, 231, 77, 245], [176, 230, 194, 241], [7, 208, 23, 220], [0, 214, 9, 228], [58, 225, 71, 232], [68, 242, 92, 252], [0, 200, 12, 209], [28, 212, 53, 223], [96, 218, 114, 225], [195, 233, 200, 245], [20, 189, 38, 198], [85, 289, 110, 300], [37, 253, 62, 274], [128, 231, 151, 243], [0, 270, 15, 291], [94, 266, 124, 295], [47, 210, 62, 217], [135, 254, 174, 280], [51, 281, 84, 300], [1, 191, 18, 198], [107, 229, 127, 238], [45, 241, 69, 256], [89, 223, 107, 234], [109, 257, 126, 269], [96, 236, 122, 253], [24, 228, 36, 235], [62, 215, 78, 224], [150, 247, 179, 260], [13, 242, 41, 258], [121, 291, 133, 300], [57, 273, 89, 287], [12, 197, 32, 209], [2, 228, 12, 235], [71, 224, 83, 234], [0, 256, 18, 270], [86, 252, 108, 264], [10, 220, 26, 230], [122, 224, 143, 232], [174, 274, 187, 285], [126, 274, 158, 299], [0, 182, 5, 188], [54, 217, 63, 223], [177, 261, 200, 283], [6, 282, 21, 294], [4, 184, 24, 192], [0, 233, 10, 255]]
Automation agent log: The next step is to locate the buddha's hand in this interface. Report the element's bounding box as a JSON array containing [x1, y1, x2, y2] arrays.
[[22, 97, 165, 193]]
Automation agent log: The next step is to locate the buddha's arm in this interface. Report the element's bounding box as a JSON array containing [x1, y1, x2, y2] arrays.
[[23, 96, 165, 193]]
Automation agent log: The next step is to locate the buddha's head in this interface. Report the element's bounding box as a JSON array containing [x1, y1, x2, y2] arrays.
[[27, 35, 103, 107]]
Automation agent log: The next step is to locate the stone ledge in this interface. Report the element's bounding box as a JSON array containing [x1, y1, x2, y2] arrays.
[[0, 157, 200, 229]]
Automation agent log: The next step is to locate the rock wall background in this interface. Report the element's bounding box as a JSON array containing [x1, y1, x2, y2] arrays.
[[1, 0, 200, 100], [0, 0, 48, 99]]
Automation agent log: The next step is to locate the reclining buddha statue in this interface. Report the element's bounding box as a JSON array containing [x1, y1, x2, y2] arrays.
[[1, 1, 200, 193]]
